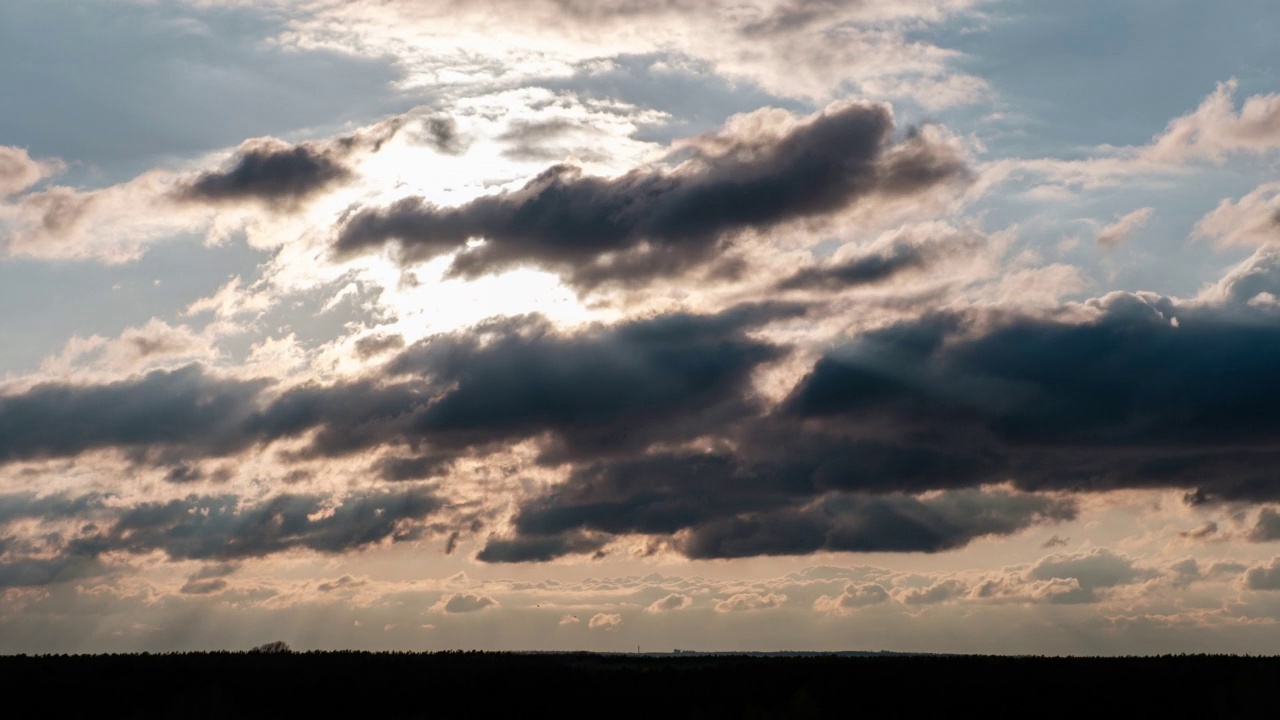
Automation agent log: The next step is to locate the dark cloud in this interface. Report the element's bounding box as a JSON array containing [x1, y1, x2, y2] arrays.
[[174, 138, 352, 209], [173, 119, 400, 210], [0, 365, 268, 464], [380, 303, 800, 460], [1042, 534, 1069, 548], [679, 490, 1074, 559], [499, 469, 1073, 561], [475, 531, 609, 563], [781, 288, 1280, 502], [0, 555, 109, 590], [334, 101, 969, 287], [0, 492, 109, 525], [71, 488, 441, 561], [376, 454, 457, 482], [0, 303, 799, 469]]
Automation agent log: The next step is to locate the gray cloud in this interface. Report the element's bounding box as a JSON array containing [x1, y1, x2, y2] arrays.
[[335, 102, 969, 287], [0, 365, 268, 464], [475, 532, 608, 563], [781, 286, 1280, 503], [353, 333, 406, 359], [436, 592, 498, 613], [776, 225, 984, 292], [179, 577, 228, 595], [70, 488, 441, 562], [1026, 549, 1154, 603], [173, 120, 400, 210], [0, 302, 798, 467], [504, 468, 1073, 561], [1248, 509, 1280, 542], [1244, 557, 1280, 590], [0, 555, 110, 590]]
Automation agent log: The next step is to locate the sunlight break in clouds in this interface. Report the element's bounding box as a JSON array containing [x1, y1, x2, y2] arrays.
[[4, 0, 1280, 656]]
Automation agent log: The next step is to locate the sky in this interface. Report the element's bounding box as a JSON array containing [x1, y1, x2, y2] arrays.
[[3, 0, 1280, 655]]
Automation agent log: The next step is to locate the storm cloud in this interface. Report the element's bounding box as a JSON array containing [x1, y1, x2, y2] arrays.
[[334, 101, 969, 287]]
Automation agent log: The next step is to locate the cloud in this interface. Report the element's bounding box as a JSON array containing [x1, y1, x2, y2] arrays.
[[1042, 534, 1069, 548], [505, 459, 1074, 560], [1095, 207, 1153, 249], [779, 281, 1280, 503], [434, 592, 499, 613], [1145, 80, 1280, 163], [0, 145, 60, 197], [317, 574, 368, 593], [475, 532, 608, 563], [714, 592, 787, 612], [644, 593, 693, 613], [899, 578, 966, 606], [1180, 522, 1219, 540], [1248, 509, 1280, 542], [353, 333, 406, 359], [179, 578, 229, 595], [1244, 558, 1280, 591], [1194, 183, 1280, 249], [677, 490, 1075, 559], [270, 0, 990, 105], [380, 302, 802, 461], [588, 612, 622, 629], [1, 170, 205, 262], [172, 119, 400, 211], [0, 556, 111, 590], [70, 488, 441, 562], [335, 101, 969, 288], [776, 222, 986, 292], [1023, 549, 1155, 604], [813, 582, 890, 613]]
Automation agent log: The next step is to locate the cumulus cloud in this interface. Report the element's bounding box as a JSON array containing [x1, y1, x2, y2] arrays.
[[588, 612, 622, 629], [813, 582, 890, 614], [434, 592, 499, 613], [1023, 549, 1156, 604], [1244, 557, 1280, 591], [714, 592, 787, 612], [645, 593, 693, 613], [335, 101, 969, 288], [1248, 509, 1280, 542]]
